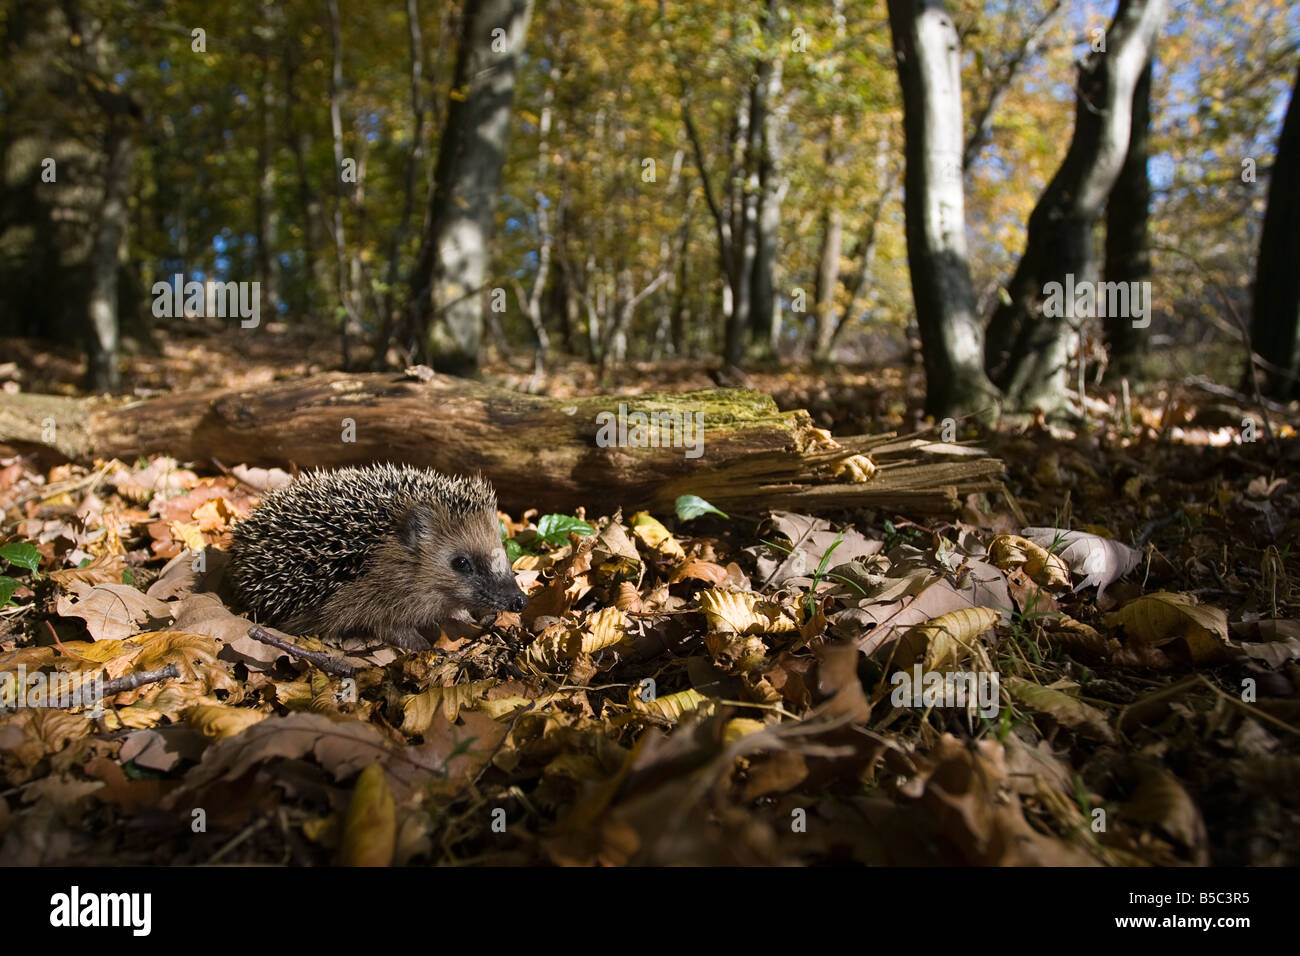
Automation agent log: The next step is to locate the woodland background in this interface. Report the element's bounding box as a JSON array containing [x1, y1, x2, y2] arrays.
[[1, 0, 1298, 414]]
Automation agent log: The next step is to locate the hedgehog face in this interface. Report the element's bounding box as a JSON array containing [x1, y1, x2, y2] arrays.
[[402, 502, 527, 623]]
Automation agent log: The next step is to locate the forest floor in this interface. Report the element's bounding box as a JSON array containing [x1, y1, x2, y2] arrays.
[[1, 326, 1299, 865]]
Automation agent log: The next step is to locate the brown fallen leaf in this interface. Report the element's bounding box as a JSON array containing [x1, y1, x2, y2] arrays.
[[338, 763, 395, 866], [55, 582, 173, 642], [1105, 591, 1231, 662], [162, 712, 394, 810]]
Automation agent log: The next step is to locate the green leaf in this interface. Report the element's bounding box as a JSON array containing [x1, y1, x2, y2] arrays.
[[674, 494, 729, 521], [536, 514, 596, 546], [0, 576, 20, 607], [0, 542, 40, 573], [504, 538, 524, 564]]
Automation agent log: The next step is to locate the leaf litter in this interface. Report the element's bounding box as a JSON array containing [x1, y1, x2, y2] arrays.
[[0, 422, 1298, 865]]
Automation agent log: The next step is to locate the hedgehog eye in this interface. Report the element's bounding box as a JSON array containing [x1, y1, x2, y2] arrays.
[[451, 555, 472, 574]]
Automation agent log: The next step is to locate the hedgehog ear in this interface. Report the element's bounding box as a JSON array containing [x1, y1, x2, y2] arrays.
[[399, 504, 433, 552]]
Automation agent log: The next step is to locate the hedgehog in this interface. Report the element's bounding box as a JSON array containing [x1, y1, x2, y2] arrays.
[[226, 464, 526, 650]]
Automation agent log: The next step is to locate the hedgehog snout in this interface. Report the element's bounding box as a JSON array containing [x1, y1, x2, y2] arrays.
[[493, 576, 528, 613]]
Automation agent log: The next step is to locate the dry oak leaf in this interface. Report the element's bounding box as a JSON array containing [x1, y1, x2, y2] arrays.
[[627, 687, 710, 722], [338, 763, 396, 867], [162, 712, 394, 809], [1043, 614, 1118, 660], [987, 534, 1070, 588], [614, 581, 645, 613], [401, 680, 499, 735], [1003, 676, 1115, 742], [698, 589, 797, 635], [630, 511, 687, 563], [900, 733, 1097, 866], [669, 558, 730, 586], [592, 518, 643, 585], [46, 552, 128, 590], [892, 606, 1000, 673], [55, 582, 173, 642], [1022, 527, 1141, 598], [1104, 591, 1230, 662], [474, 691, 573, 720], [186, 703, 269, 741], [1122, 762, 1209, 865], [130, 631, 234, 694], [519, 607, 630, 669]]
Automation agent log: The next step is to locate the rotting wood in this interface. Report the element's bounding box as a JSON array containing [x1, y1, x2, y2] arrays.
[[0, 372, 1005, 514]]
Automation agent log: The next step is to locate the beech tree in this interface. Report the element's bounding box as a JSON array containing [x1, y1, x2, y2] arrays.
[[406, 0, 534, 375], [983, 0, 1167, 414], [1103, 59, 1154, 376], [1250, 64, 1300, 399], [886, 0, 997, 420]]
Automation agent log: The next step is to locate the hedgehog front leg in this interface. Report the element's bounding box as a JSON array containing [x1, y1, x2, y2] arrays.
[[386, 627, 432, 651]]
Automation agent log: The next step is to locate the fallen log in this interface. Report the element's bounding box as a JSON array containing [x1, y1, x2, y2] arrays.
[[0, 372, 1004, 514]]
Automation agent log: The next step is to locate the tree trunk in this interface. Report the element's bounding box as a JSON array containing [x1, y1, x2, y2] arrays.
[[984, 0, 1167, 414], [283, 43, 322, 321], [406, 0, 535, 376], [376, 0, 429, 367], [748, 0, 784, 353], [326, 0, 360, 367], [887, 0, 997, 421], [1103, 59, 1153, 377], [85, 116, 131, 393], [255, 3, 282, 320], [1250, 64, 1300, 399], [0, 377, 1004, 517], [813, 207, 844, 359]]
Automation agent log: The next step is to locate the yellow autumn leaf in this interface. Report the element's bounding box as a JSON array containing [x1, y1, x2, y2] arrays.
[[518, 607, 629, 670], [401, 680, 497, 733], [1104, 591, 1230, 661], [894, 606, 1000, 672], [475, 692, 568, 719], [579, 606, 629, 653], [274, 681, 314, 707], [698, 588, 797, 635], [57, 638, 130, 665], [627, 686, 708, 721], [1004, 677, 1115, 742], [169, 520, 206, 552], [988, 534, 1069, 587], [187, 703, 268, 740], [629, 511, 686, 562], [338, 764, 395, 867], [723, 717, 767, 745]]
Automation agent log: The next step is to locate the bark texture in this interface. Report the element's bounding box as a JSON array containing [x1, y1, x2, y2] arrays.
[[1250, 64, 1300, 399], [887, 0, 997, 420], [0, 375, 1004, 516], [407, 0, 535, 375], [984, 0, 1166, 413]]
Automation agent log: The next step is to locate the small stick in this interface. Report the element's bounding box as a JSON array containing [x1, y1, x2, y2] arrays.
[[100, 664, 180, 696], [247, 625, 357, 677]]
